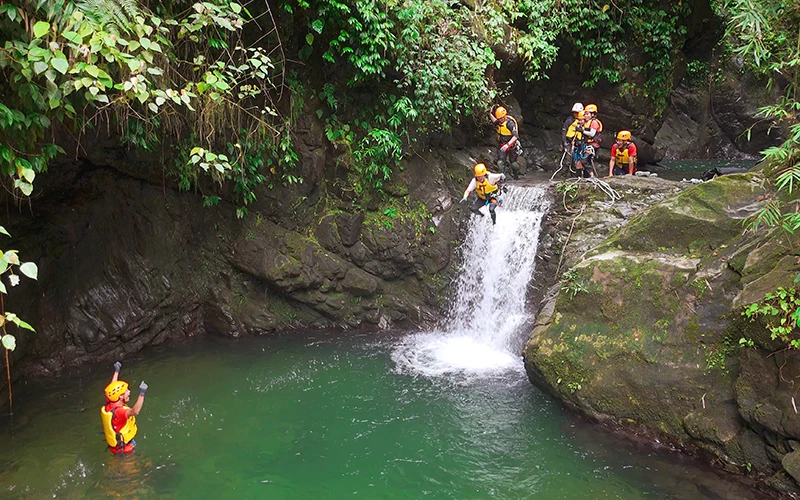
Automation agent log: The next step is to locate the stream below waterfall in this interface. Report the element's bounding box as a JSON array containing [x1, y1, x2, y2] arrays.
[[0, 185, 760, 499]]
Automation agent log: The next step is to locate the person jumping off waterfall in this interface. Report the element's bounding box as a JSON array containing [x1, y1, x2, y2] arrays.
[[460, 163, 505, 225]]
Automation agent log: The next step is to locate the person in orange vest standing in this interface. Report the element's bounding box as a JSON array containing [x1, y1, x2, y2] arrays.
[[101, 361, 148, 454], [608, 130, 638, 176]]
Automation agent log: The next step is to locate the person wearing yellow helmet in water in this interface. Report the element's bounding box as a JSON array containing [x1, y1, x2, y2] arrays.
[[608, 130, 638, 176], [489, 105, 522, 179], [101, 361, 148, 454], [460, 163, 506, 225]]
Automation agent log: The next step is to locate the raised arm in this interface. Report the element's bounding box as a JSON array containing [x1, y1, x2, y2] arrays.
[[111, 361, 122, 383], [126, 381, 148, 417]]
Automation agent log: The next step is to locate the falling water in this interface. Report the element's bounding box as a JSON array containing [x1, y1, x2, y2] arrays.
[[393, 185, 550, 378]]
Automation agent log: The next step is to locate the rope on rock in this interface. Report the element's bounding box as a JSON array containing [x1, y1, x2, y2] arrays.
[[587, 176, 623, 202], [550, 151, 568, 181]]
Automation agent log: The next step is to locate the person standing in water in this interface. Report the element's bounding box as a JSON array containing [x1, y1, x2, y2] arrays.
[[101, 361, 148, 454]]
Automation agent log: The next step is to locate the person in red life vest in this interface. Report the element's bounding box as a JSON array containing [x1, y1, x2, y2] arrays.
[[608, 130, 638, 176], [461, 163, 506, 225], [489, 105, 522, 179], [101, 361, 148, 454]]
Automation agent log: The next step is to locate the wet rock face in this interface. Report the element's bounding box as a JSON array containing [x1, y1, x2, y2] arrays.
[[654, 71, 783, 160], [4, 114, 464, 379], [524, 174, 800, 494]]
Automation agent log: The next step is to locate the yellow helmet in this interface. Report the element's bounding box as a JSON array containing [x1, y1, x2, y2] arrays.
[[617, 130, 632, 140], [494, 106, 507, 119], [105, 381, 128, 402], [576, 111, 586, 119], [474, 163, 488, 177], [585, 104, 598, 113]]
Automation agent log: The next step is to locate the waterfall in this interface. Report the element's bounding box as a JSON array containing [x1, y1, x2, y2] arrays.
[[392, 184, 550, 378]]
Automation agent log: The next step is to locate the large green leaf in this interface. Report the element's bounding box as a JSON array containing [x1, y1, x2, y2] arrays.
[[19, 262, 37, 280], [32, 21, 50, 39], [51, 56, 68, 75]]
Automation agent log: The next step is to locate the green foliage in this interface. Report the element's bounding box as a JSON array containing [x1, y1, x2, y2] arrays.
[[692, 278, 709, 299], [561, 268, 588, 299], [743, 286, 800, 349], [721, 1, 800, 235], [362, 198, 432, 237], [0, 0, 295, 209], [700, 333, 737, 374], [294, 0, 500, 193], [286, 0, 697, 192], [684, 60, 711, 87], [0, 225, 37, 412], [557, 181, 579, 201]]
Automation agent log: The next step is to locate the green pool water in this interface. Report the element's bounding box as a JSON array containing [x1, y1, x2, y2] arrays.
[[0, 333, 757, 499]]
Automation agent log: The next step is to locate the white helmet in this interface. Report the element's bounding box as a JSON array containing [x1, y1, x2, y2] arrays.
[[571, 103, 584, 112]]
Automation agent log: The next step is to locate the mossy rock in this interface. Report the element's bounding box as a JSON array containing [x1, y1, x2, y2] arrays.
[[595, 174, 765, 254], [523, 250, 727, 438]]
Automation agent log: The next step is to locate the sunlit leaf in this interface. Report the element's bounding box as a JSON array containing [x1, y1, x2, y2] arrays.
[[2, 334, 15, 351], [32, 21, 50, 39], [11, 317, 34, 332], [19, 262, 37, 280]]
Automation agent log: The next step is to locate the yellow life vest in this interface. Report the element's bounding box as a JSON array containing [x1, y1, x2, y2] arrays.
[[475, 178, 499, 200], [614, 144, 637, 172], [566, 121, 585, 141], [100, 404, 137, 448], [615, 145, 632, 165], [495, 116, 518, 139]]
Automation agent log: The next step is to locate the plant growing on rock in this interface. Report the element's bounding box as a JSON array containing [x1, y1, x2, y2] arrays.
[[743, 286, 800, 349], [0, 226, 37, 414], [561, 268, 588, 299], [720, 0, 800, 234]]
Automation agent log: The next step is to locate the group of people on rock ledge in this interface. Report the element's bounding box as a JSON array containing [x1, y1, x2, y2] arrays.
[[561, 102, 638, 178], [460, 102, 639, 224]]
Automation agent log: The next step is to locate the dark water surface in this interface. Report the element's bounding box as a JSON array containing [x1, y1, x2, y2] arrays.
[[653, 159, 759, 181], [0, 333, 759, 499]]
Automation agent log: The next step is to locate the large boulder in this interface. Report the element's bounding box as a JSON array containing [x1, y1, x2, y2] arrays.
[[523, 174, 800, 494]]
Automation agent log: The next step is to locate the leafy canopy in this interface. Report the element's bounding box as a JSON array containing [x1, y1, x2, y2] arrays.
[[0, 0, 294, 214]]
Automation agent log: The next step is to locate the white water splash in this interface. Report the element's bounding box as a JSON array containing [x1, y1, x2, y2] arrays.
[[393, 185, 550, 378]]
